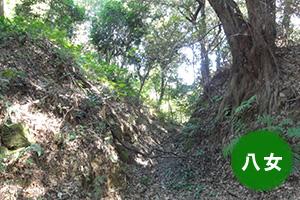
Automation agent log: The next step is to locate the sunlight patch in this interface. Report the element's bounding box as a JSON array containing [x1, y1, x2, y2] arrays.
[[135, 156, 151, 167], [23, 181, 46, 199], [8, 101, 61, 141]]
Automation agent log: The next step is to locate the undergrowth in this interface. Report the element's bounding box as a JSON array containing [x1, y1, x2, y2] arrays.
[[0, 17, 138, 99], [222, 96, 300, 173]]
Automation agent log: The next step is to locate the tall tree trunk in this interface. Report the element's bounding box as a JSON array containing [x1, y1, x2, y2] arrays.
[[208, 0, 278, 114], [138, 78, 146, 96], [0, 0, 4, 17], [282, 0, 294, 40], [137, 66, 152, 97], [216, 44, 221, 70], [200, 1, 210, 86], [158, 69, 166, 107]]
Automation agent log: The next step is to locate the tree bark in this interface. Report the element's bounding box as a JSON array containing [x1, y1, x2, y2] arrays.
[[0, 0, 4, 17], [207, 0, 278, 114], [138, 77, 147, 96], [216, 44, 221, 70], [158, 69, 166, 107], [137, 64, 152, 97], [199, 1, 210, 86]]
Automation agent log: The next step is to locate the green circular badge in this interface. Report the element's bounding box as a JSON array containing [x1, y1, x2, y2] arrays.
[[231, 130, 292, 191]]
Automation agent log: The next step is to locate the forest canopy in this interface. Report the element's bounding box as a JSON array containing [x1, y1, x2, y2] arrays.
[[0, 0, 299, 123]]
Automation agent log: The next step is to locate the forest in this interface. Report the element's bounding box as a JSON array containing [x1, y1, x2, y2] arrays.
[[0, 0, 299, 199]]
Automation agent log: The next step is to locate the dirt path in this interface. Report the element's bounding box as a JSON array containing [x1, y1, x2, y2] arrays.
[[122, 131, 300, 200], [123, 133, 197, 200]]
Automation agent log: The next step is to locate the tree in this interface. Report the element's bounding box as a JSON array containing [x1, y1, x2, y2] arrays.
[[0, 0, 4, 17], [281, 0, 295, 42], [90, 0, 147, 64], [15, 0, 85, 37], [148, 15, 187, 107], [207, 0, 278, 114], [198, 1, 210, 86], [180, 0, 211, 86], [126, 46, 155, 96]]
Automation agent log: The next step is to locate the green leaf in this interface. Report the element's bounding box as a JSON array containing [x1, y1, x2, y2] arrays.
[[287, 127, 300, 137], [222, 137, 240, 158], [26, 144, 44, 157]]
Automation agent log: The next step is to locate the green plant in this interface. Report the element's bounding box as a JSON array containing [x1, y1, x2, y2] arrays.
[[0, 69, 26, 79], [0, 69, 27, 93], [212, 95, 223, 102], [287, 127, 300, 137], [90, 0, 147, 62], [0, 153, 6, 172], [140, 175, 151, 186], [234, 95, 256, 114], [92, 175, 106, 199], [15, 0, 85, 37], [292, 150, 300, 173], [257, 114, 275, 128], [232, 118, 247, 134], [256, 115, 295, 133], [66, 131, 77, 142], [222, 137, 240, 158], [194, 184, 204, 199], [195, 148, 204, 157]]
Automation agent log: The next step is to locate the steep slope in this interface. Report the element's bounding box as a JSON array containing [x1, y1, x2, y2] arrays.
[[0, 33, 175, 199], [182, 45, 300, 199]]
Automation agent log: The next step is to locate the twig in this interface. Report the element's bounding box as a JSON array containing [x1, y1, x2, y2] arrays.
[[226, 189, 240, 199], [287, 96, 300, 102]]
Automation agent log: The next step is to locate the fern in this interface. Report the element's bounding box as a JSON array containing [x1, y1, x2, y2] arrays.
[[257, 114, 275, 128], [222, 137, 240, 158], [279, 118, 294, 127], [232, 118, 246, 134], [287, 127, 300, 137], [234, 95, 256, 114]]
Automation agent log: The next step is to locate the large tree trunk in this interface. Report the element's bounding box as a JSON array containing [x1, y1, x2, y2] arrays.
[[207, 0, 278, 114], [199, 1, 210, 86], [0, 0, 4, 17]]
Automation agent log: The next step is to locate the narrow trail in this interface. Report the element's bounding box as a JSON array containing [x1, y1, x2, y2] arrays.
[[123, 132, 194, 200], [123, 127, 300, 200]]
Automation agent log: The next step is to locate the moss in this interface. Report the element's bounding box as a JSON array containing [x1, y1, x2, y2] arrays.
[[0, 69, 26, 80], [119, 148, 130, 162], [0, 146, 8, 155], [0, 123, 31, 150]]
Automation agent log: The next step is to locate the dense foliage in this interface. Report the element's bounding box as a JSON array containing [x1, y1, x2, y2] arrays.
[[1, 0, 299, 124], [15, 0, 85, 37], [90, 0, 147, 64]]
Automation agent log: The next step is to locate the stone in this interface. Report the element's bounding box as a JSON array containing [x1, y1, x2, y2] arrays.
[[0, 123, 31, 150]]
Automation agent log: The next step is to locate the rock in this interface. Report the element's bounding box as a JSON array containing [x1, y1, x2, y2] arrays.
[[0, 123, 31, 150]]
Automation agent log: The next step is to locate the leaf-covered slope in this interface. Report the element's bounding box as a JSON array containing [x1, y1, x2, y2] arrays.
[[0, 32, 173, 199], [183, 45, 300, 199]]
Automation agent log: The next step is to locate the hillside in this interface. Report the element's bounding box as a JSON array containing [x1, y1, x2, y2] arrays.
[[0, 32, 178, 199], [1, 33, 299, 200]]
